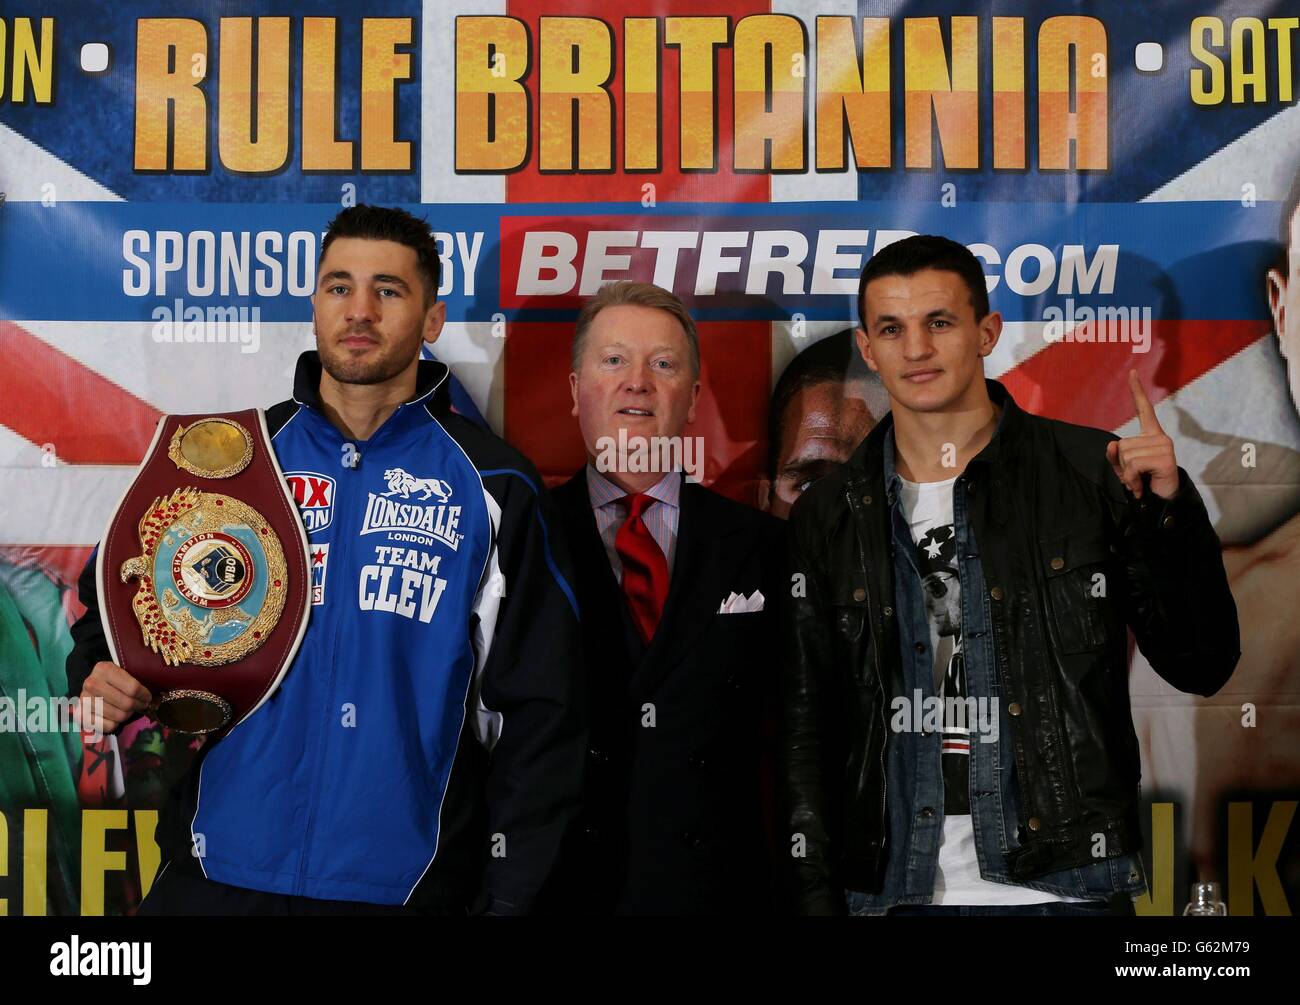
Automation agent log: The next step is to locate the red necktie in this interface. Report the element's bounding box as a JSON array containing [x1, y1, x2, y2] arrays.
[[614, 492, 670, 644]]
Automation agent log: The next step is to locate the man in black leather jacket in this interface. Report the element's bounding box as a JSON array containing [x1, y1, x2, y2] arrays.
[[779, 235, 1241, 916]]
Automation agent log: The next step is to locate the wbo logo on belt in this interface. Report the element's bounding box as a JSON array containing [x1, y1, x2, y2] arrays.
[[100, 412, 311, 735]]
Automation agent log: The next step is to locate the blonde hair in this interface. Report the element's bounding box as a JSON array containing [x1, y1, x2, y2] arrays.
[[571, 281, 700, 378]]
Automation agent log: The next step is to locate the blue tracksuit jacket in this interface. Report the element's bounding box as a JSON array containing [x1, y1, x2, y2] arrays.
[[67, 351, 586, 913]]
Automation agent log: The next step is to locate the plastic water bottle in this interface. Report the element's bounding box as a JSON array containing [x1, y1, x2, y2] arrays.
[[1183, 881, 1227, 916]]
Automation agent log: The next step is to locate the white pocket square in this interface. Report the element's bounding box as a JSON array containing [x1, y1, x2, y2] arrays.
[[718, 589, 765, 614]]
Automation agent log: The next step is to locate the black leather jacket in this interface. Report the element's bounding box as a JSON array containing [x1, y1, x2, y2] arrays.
[[779, 378, 1240, 915]]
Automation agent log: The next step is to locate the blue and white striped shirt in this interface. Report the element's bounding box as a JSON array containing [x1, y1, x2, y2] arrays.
[[585, 465, 681, 583]]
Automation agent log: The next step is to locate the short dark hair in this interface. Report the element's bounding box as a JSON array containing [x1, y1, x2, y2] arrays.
[[856, 234, 990, 330], [320, 204, 441, 305], [767, 329, 883, 479]]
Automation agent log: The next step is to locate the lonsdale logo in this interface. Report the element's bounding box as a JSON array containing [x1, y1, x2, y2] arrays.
[[360, 467, 463, 551]]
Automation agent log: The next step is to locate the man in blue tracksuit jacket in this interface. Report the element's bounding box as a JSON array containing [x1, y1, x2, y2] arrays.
[[67, 205, 586, 915]]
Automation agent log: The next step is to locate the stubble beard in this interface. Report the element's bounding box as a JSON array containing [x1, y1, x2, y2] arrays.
[[317, 326, 420, 386]]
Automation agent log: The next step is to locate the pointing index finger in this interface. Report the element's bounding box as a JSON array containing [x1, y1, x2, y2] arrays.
[[1129, 368, 1162, 434]]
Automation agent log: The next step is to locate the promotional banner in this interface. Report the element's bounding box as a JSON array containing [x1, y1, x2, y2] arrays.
[[0, 0, 1297, 915]]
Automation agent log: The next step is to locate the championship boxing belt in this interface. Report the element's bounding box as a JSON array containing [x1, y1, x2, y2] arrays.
[[97, 411, 311, 735]]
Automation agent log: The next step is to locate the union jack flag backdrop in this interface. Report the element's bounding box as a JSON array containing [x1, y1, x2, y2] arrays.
[[1, 0, 1297, 914]]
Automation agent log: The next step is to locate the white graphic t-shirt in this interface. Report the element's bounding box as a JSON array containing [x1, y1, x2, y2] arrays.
[[897, 475, 1087, 905]]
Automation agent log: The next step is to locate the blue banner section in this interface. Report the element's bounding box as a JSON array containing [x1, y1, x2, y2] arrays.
[[0, 199, 1279, 323]]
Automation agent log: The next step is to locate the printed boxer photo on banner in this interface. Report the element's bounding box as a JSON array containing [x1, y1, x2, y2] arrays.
[[1130, 162, 1300, 902], [762, 330, 888, 519]]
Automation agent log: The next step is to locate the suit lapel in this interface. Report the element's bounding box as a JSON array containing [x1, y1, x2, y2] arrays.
[[630, 481, 742, 701], [560, 469, 621, 598], [555, 470, 638, 675]]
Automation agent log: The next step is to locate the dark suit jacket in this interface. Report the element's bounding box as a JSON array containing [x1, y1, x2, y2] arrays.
[[543, 468, 785, 914]]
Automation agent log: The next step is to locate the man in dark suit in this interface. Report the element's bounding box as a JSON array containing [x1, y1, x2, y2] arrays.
[[546, 280, 784, 915]]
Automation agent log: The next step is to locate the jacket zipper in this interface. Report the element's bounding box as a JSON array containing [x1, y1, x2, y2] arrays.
[[295, 431, 354, 895]]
